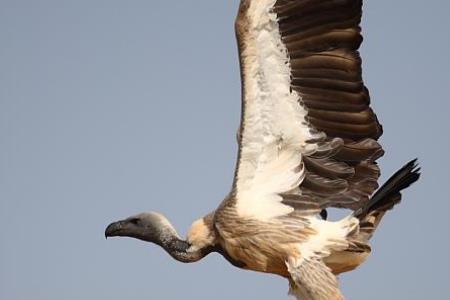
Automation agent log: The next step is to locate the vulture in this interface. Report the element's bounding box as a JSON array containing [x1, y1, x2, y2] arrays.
[[105, 1, 420, 299]]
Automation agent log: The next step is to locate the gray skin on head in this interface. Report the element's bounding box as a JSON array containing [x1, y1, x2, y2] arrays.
[[105, 212, 210, 263]]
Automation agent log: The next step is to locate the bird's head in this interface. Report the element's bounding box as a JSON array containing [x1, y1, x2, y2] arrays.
[[105, 212, 180, 246], [105, 212, 213, 263]]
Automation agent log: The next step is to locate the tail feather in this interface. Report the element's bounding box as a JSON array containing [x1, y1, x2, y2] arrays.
[[356, 159, 421, 219], [352, 159, 420, 242]]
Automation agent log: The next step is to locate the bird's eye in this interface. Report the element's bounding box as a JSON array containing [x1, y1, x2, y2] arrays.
[[129, 218, 140, 225]]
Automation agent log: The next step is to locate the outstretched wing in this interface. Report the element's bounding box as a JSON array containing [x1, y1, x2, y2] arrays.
[[231, 0, 383, 220]]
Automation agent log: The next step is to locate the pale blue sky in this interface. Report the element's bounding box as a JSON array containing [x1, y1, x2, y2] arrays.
[[1, 1, 449, 299]]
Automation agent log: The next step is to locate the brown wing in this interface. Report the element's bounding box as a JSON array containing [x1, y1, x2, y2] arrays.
[[274, 0, 384, 212]]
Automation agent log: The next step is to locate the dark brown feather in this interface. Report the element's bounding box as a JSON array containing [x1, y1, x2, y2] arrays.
[[273, 0, 383, 211]]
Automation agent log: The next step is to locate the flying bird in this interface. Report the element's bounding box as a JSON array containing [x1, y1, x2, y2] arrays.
[[105, 1, 420, 299]]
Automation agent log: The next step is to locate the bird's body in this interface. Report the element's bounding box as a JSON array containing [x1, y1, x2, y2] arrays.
[[105, 0, 420, 299], [213, 202, 360, 278]]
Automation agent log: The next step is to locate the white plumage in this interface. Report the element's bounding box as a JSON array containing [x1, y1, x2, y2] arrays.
[[235, 0, 321, 220]]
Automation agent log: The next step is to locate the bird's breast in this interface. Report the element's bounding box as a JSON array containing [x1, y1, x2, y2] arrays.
[[218, 234, 294, 277]]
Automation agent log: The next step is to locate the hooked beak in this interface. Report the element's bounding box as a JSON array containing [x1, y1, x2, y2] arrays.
[[105, 220, 126, 239]]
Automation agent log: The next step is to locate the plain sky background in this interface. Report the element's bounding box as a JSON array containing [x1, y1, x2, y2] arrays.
[[1, 0, 449, 299]]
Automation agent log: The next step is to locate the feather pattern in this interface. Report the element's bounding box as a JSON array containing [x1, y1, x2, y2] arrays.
[[230, 0, 383, 219], [214, 1, 389, 298], [213, 1, 386, 297]]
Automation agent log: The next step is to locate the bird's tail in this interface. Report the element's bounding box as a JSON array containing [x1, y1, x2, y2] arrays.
[[354, 159, 421, 242]]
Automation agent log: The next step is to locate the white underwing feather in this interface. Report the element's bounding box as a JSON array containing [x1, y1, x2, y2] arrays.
[[234, 0, 321, 220]]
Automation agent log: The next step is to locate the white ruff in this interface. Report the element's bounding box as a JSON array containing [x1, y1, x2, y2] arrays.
[[235, 0, 322, 220]]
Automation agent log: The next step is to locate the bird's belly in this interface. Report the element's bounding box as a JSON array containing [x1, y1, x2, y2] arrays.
[[220, 237, 293, 278], [222, 240, 370, 277]]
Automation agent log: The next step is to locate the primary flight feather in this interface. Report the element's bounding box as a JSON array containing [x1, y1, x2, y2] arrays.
[[105, 1, 420, 299]]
